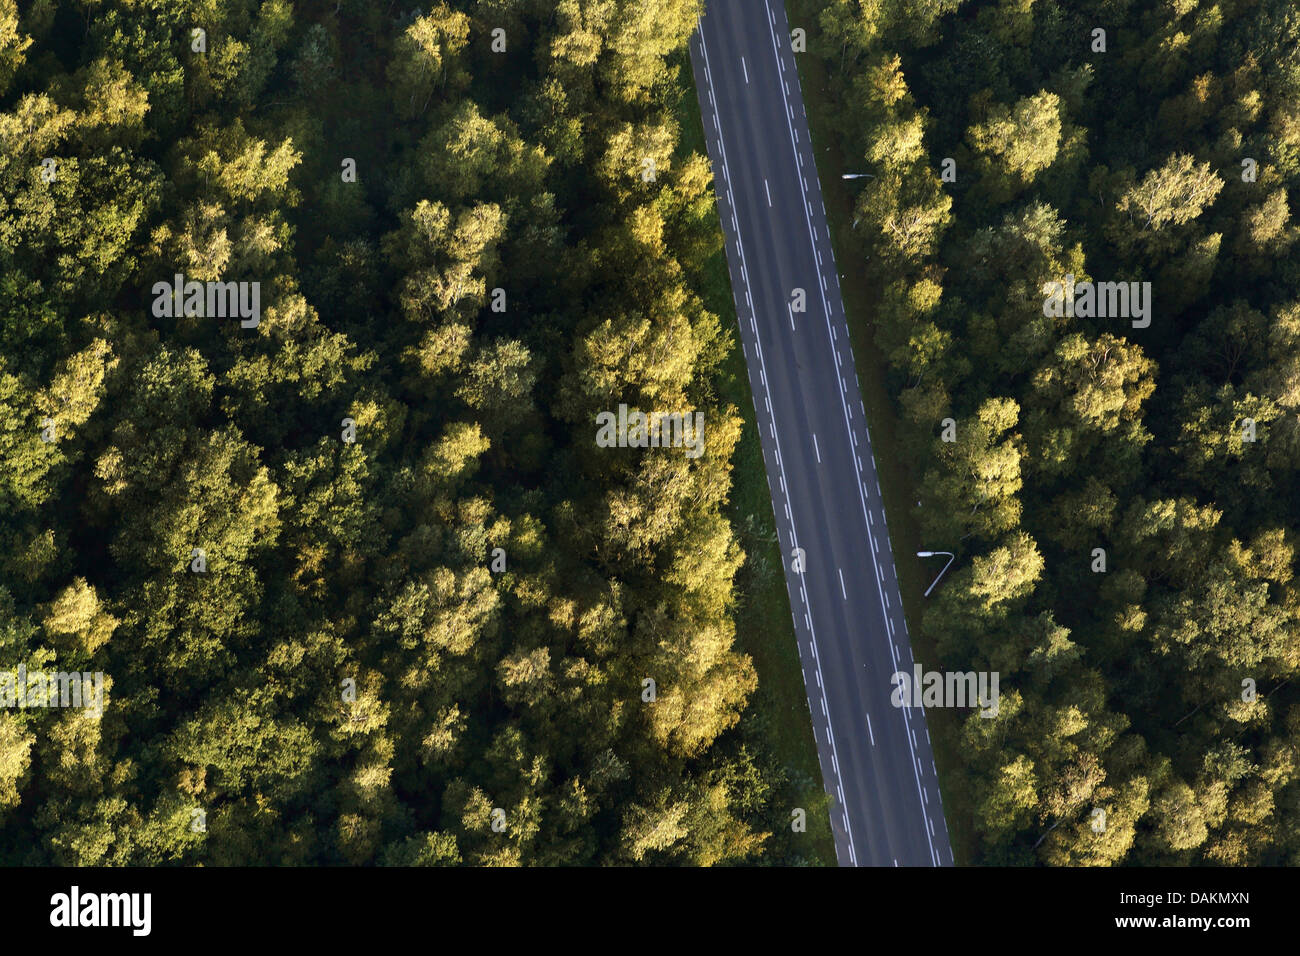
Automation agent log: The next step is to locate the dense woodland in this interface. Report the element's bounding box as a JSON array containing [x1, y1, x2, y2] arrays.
[[802, 0, 1300, 863], [5, 0, 1297, 869], [0, 0, 824, 865]]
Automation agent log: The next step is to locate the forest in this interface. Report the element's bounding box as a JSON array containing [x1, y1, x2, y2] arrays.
[[5, 0, 1297, 869], [798, 0, 1300, 863], [0, 0, 822, 865]]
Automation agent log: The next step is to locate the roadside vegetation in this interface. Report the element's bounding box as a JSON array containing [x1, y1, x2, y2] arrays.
[[0, 0, 819, 866], [789, 0, 1300, 864]]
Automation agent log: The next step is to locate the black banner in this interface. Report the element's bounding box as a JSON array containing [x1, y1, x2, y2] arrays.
[[0, 864, 1284, 942]]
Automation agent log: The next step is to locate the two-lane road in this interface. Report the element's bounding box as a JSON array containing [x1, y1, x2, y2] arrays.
[[690, 0, 954, 866]]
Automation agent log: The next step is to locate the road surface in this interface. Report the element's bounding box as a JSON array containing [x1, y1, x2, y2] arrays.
[[689, 0, 954, 866]]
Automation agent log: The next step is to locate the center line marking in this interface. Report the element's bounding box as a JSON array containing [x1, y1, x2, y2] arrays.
[[741, 56, 748, 83], [838, 568, 847, 600], [812, 433, 821, 462], [764, 178, 772, 206], [866, 713, 875, 746], [761, 1, 939, 866]]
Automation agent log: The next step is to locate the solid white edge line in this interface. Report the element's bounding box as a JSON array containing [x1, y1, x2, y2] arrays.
[[763, 0, 940, 867]]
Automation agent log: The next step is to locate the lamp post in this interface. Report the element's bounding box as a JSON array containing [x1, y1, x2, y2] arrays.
[[841, 173, 874, 179], [916, 550, 955, 598]]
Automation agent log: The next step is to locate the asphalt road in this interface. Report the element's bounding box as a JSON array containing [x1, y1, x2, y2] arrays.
[[690, 0, 954, 866]]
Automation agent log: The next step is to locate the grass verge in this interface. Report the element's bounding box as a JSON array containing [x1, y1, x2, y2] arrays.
[[783, 0, 975, 865], [675, 52, 838, 866]]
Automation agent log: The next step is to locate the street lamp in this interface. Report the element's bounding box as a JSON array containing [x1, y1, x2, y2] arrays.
[[841, 173, 874, 179], [916, 551, 955, 598]]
